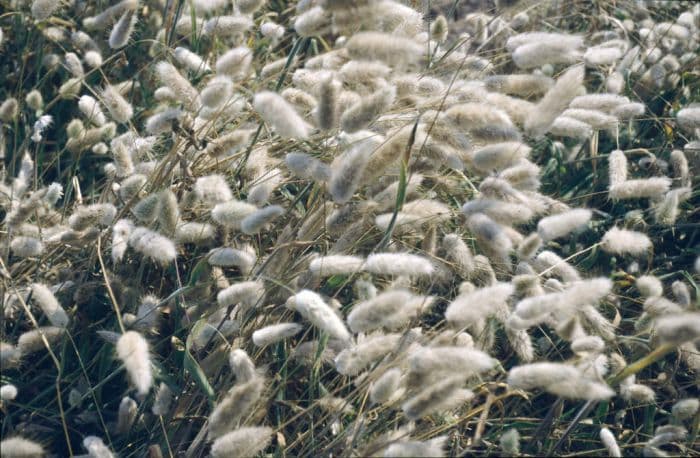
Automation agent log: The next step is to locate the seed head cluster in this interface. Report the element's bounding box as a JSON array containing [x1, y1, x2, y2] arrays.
[[0, 0, 698, 456]]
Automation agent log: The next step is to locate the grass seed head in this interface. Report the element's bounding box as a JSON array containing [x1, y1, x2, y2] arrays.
[[116, 331, 153, 397], [210, 426, 273, 458]]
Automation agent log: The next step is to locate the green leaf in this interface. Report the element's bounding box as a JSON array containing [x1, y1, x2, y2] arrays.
[[187, 257, 211, 287]]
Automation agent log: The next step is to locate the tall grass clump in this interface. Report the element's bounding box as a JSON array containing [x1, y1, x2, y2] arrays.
[[0, 0, 698, 456]]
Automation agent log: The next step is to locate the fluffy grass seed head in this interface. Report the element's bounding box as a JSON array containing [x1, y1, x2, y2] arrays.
[[211, 200, 258, 229], [174, 46, 210, 73], [286, 290, 351, 342], [208, 378, 264, 438], [294, 6, 331, 37], [571, 335, 605, 354], [112, 218, 134, 263], [18, 326, 64, 356], [466, 213, 512, 262], [210, 426, 273, 458], [82, 435, 115, 457], [472, 141, 531, 172], [485, 74, 554, 97], [621, 383, 655, 404], [402, 375, 473, 421], [345, 32, 424, 68], [676, 106, 700, 133], [25, 90, 44, 113], [252, 323, 303, 347], [329, 140, 373, 204], [203, 15, 254, 37], [340, 85, 396, 133], [315, 76, 339, 131], [655, 313, 700, 345], [0, 437, 46, 457], [601, 227, 652, 256], [347, 289, 422, 333], [609, 177, 671, 200], [533, 250, 581, 283], [116, 331, 153, 396], [194, 175, 233, 206], [109, 10, 137, 49], [364, 253, 434, 278], [155, 61, 200, 110], [525, 65, 585, 137], [31, 283, 69, 328], [309, 255, 365, 277], [201, 76, 233, 109], [253, 91, 310, 140], [671, 281, 691, 308], [240, 205, 285, 235], [335, 333, 401, 376], [408, 346, 497, 382], [608, 149, 628, 187], [175, 222, 215, 245], [512, 40, 581, 69], [100, 85, 133, 124], [672, 398, 699, 421], [116, 396, 138, 434], [1, 342, 20, 368], [229, 348, 257, 383], [0, 98, 18, 122], [370, 367, 403, 405], [442, 233, 475, 278], [31, 0, 61, 21], [500, 428, 520, 456], [509, 362, 614, 400], [128, 227, 177, 265], [10, 236, 44, 258], [549, 116, 593, 139], [537, 208, 592, 241], [215, 46, 253, 80], [152, 382, 173, 416], [445, 282, 514, 328], [217, 281, 265, 308], [285, 152, 332, 182], [600, 427, 622, 457], [636, 275, 663, 298], [383, 436, 448, 458], [0, 384, 18, 401]]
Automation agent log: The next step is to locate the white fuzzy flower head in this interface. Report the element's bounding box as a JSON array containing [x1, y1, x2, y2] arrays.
[[128, 227, 177, 265], [309, 255, 365, 277], [83, 436, 115, 457], [31, 114, 53, 142], [0, 437, 45, 457], [601, 227, 652, 256], [363, 253, 434, 277], [240, 205, 285, 235], [537, 208, 592, 241], [32, 0, 61, 21], [210, 426, 273, 458], [194, 175, 233, 206], [253, 91, 310, 139], [286, 290, 350, 342], [252, 323, 304, 347], [217, 281, 265, 308], [31, 283, 69, 328], [600, 427, 621, 457], [116, 331, 153, 396], [655, 313, 700, 345], [0, 384, 18, 400]]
